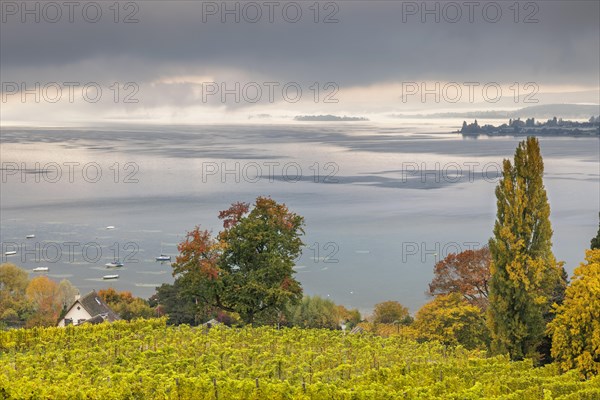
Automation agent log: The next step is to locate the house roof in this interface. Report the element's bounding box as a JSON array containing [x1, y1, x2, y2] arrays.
[[202, 318, 225, 328], [83, 314, 108, 325], [350, 326, 365, 334], [77, 290, 120, 322]]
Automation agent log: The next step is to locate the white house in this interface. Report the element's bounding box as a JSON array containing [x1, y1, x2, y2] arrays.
[[58, 290, 120, 327]]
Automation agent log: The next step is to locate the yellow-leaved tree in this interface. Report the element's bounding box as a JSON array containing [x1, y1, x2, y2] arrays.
[[413, 292, 488, 350], [488, 137, 568, 361], [549, 249, 600, 378]]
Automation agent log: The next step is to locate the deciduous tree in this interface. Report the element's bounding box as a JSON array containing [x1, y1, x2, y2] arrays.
[[25, 276, 61, 327], [0, 263, 28, 295], [487, 137, 566, 360], [414, 293, 488, 350], [372, 300, 411, 324], [217, 197, 304, 324], [549, 249, 600, 378], [171, 197, 305, 325], [286, 295, 340, 329], [0, 263, 31, 327], [98, 288, 154, 320], [57, 279, 79, 317], [428, 247, 491, 310], [153, 281, 201, 325]]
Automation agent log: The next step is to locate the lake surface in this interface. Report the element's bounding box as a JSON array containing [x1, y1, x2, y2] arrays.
[[1, 122, 598, 314]]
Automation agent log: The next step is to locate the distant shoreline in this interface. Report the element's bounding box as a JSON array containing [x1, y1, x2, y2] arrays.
[[458, 131, 600, 138], [457, 117, 600, 137]]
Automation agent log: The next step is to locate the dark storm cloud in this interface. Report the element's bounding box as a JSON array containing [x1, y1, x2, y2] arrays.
[[1, 1, 599, 87]]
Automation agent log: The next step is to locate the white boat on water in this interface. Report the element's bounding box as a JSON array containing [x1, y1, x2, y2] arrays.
[[156, 243, 171, 262], [106, 226, 115, 230], [156, 254, 171, 262], [4, 251, 17, 256], [103, 274, 119, 280], [105, 259, 124, 268], [33, 267, 49, 272], [26, 234, 36, 239]]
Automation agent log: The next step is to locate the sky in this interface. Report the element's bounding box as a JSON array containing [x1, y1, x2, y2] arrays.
[[1, 0, 599, 125]]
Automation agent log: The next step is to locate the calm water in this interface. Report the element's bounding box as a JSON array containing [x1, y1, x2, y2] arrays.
[[1, 122, 598, 314]]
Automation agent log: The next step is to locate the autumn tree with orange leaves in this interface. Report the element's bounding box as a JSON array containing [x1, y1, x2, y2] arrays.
[[428, 247, 491, 310], [25, 276, 62, 327], [170, 197, 305, 325]]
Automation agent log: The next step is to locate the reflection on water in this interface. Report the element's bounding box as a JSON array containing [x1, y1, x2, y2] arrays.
[[1, 123, 598, 313]]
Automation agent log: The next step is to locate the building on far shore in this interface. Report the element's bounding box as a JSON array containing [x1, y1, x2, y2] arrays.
[[57, 290, 120, 327]]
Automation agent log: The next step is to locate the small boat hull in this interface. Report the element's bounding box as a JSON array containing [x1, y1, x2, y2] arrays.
[[103, 274, 119, 280], [33, 267, 49, 272], [26, 235, 36, 239], [4, 251, 17, 256], [156, 255, 171, 262], [105, 260, 124, 268]]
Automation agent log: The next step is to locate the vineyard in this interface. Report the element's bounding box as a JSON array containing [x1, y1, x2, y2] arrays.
[[1, 319, 599, 400]]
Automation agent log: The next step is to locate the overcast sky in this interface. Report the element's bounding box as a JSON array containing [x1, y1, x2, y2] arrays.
[[1, 1, 599, 124]]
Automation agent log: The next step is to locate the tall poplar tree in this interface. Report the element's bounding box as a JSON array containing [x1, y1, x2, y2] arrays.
[[488, 137, 565, 361]]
